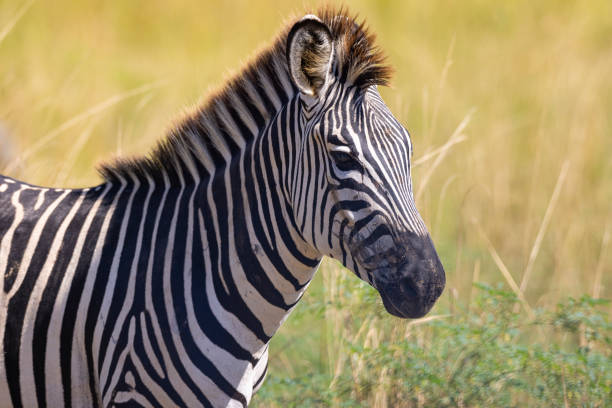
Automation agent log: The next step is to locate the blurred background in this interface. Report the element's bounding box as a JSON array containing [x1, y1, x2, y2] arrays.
[[1, 1, 610, 406]]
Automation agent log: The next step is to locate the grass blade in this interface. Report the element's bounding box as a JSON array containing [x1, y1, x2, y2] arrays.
[[0, 0, 35, 46], [473, 219, 535, 319], [3, 80, 166, 174], [519, 160, 570, 293]]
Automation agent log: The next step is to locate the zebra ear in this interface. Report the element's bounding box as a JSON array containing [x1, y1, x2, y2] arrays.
[[286, 15, 334, 98]]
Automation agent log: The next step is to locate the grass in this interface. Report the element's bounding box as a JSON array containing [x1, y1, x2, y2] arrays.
[[254, 277, 612, 407], [1, 0, 611, 406]]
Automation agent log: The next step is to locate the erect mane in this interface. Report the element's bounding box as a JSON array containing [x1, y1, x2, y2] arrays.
[[98, 6, 392, 183], [319, 7, 393, 88]]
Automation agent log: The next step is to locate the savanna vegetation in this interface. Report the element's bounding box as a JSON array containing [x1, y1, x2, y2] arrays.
[[1, 1, 610, 406]]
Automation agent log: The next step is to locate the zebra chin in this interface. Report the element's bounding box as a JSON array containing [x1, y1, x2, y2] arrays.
[[364, 234, 446, 319]]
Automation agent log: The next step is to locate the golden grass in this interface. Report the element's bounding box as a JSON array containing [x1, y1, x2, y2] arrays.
[[1, 0, 610, 312], [1, 1, 611, 404]]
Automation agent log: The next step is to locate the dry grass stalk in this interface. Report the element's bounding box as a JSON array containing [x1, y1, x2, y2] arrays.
[[415, 109, 473, 201], [519, 160, 570, 293], [428, 35, 455, 142], [412, 135, 467, 169], [473, 219, 535, 319], [3, 81, 166, 174], [406, 314, 451, 328], [53, 119, 100, 186], [0, 0, 35, 46], [469, 259, 481, 312], [592, 220, 610, 299], [372, 367, 389, 408]]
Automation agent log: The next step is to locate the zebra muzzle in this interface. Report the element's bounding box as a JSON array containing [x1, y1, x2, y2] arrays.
[[373, 235, 445, 319]]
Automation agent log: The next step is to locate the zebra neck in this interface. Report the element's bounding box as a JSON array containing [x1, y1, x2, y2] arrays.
[[184, 92, 325, 350], [183, 95, 322, 348], [97, 48, 324, 349]]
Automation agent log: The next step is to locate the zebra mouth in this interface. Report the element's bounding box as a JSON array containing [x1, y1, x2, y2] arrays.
[[367, 235, 446, 319], [375, 271, 439, 319], [378, 289, 411, 318], [346, 223, 446, 319]]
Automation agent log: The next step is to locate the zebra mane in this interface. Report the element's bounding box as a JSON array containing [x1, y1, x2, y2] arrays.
[[98, 6, 392, 183]]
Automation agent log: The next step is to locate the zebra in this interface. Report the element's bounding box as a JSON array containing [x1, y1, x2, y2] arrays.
[[0, 8, 445, 408]]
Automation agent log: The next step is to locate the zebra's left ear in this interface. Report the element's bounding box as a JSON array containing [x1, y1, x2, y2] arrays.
[[286, 15, 334, 98]]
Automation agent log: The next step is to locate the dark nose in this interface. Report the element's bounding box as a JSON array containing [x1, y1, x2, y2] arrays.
[[377, 235, 445, 318]]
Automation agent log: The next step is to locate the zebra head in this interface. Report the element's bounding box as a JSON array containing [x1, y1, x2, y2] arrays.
[[286, 14, 445, 318]]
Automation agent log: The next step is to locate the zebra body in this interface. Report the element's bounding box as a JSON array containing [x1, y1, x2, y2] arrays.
[[0, 8, 445, 407], [0, 173, 288, 407]]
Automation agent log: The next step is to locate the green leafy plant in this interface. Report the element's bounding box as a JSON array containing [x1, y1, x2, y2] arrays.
[[253, 283, 612, 407]]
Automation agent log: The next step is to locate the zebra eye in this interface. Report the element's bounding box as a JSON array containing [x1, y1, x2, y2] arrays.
[[330, 150, 361, 171]]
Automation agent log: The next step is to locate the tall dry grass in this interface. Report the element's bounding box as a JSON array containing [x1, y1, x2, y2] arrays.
[[1, 1, 610, 406]]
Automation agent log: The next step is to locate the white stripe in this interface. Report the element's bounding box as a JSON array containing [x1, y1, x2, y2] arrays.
[[6, 189, 69, 299], [33, 188, 47, 211], [138, 312, 164, 379], [0, 185, 26, 400], [143, 171, 202, 407], [197, 211, 264, 354], [256, 70, 280, 110], [99, 174, 153, 390], [45, 184, 112, 406], [227, 91, 258, 137], [222, 154, 287, 337], [272, 57, 293, 96], [183, 168, 252, 394], [93, 175, 139, 392], [130, 324, 176, 406], [215, 102, 246, 149], [113, 391, 155, 408], [240, 80, 268, 121], [72, 181, 127, 406], [159, 166, 226, 406], [102, 316, 136, 406], [19, 189, 81, 407]]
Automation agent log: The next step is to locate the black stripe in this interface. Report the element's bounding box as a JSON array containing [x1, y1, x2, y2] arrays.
[[83, 183, 132, 408], [33, 190, 94, 408], [98, 180, 149, 393], [149, 182, 214, 408], [169, 180, 247, 406], [5, 190, 76, 407], [4, 188, 63, 293]]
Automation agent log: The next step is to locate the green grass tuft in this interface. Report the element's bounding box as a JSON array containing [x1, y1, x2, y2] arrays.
[[254, 279, 612, 407]]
